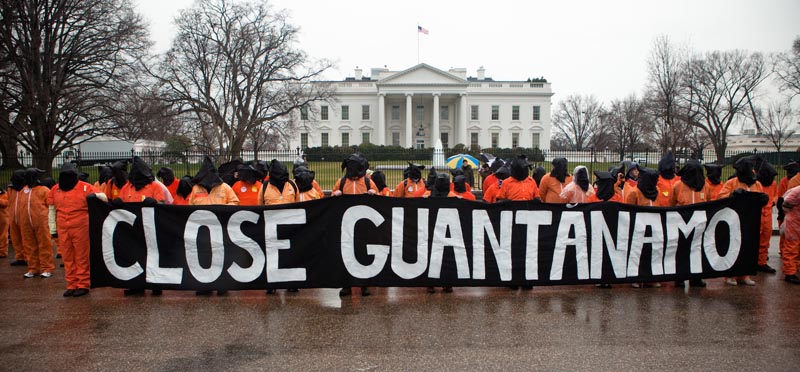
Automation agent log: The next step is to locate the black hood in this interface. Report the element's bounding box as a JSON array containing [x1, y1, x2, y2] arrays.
[[40, 177, 55, 189], [292, 157, 308, 176], [269, 159, 289, 191], [371, 170, 387, 191], [784, 161, 800, 179], [733, 157, 757, 186], [510, 155, 532, 181], [24, 168, 44, 187], [678, 160, 705, 192], [254, 160, 269, 177], [551, 158, 568, 183], [489, 158, 506, 174], [110, 160, 128, 189], [532, 166, 546, 186], [9, 169, 25, 191], [425, 167, 438, 190], [453, 175, 467, 193], [58, 163, 80, 192], [431, 173, 451, 197], [626, 162, 640, 181], [658, 151, 676, 179], [703, 164, 723, 185], [757, 161, 777, 187], [594, 171, 616, 201], [97, 166, 112, 185], [609, 162, 626, 180], [194, 156, 223, 192], [219, 159, 243, 186], [79, 172, 89, 182], [157, 167, 176, 186], [177, 176, 194, 198], [237, 165, 259, 184], [128, 156, 155, 191], [495, 165, 511, 181], [342, 153, 368, 179], [294, 169, 315, 192], [637, 168, 659, 201], [406, 162, 425, 181], [574, 166, 590, 192]]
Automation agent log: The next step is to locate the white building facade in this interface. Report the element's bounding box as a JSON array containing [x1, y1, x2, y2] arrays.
[[290, 64, 553, 150]]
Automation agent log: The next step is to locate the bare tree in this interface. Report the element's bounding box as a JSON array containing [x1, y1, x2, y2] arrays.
[[0, 0, 149, 172], [604, 94, 649, 160], [645, 35, 694, 153], [683, 50, 769, 163], [759, 101, 797, 163], [551, 94, 604, 151], [773, 37, 800, 101], [154, 0, 334, 160]]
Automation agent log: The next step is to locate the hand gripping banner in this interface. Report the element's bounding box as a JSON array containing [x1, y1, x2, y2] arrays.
[[89, 193, 762, 290]]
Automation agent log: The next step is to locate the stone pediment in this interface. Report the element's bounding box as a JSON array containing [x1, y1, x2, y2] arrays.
[[378, 63, 468, 86]]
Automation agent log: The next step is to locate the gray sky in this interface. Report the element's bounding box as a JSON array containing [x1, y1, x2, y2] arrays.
[[135, 0, 799, 109]]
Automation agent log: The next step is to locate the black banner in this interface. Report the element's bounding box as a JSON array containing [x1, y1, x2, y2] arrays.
[[89, 193, 762, 290]]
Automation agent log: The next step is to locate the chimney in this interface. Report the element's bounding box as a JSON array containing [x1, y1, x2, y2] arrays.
[[477, 66, 485, 80], [354, 66, 362, 80]]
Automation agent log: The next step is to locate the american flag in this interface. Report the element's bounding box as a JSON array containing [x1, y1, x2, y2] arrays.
[[418, 25, 429, 35]]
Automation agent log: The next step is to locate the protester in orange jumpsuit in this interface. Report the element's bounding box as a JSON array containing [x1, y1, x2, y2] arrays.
[[7, 170, 26, 266], [292, 158, 323, 196], [539, 157, 571, 203], [232, 165, 263, 206], [117, 157, 167, 204], [95, 166, 112, 193], [481, 158, 504, 192], [18, 168, 54, 279], [332, 153, 376, 297], [779, 185, 800, 284], [157, 167, 179, 201], [482, 165, 510, 203], [587, 171, 623, 203], [656, 152, 681, 206], [452, 175, 476, 200], [189, 157, 240, 206], [776, 161, 799, 226], [703, 164, 724, 201], [448, 168, 472, 194], [532, 165, 546, 188], [667, 159, 711, 288], [622, 167, 663, 288], [754, 160, 778, 274], [497, 155, 540, 201], [259, 160, 299, 206], [172, 176, 193, 206], [718, 157, 770, 286], [560, 166, 594, 203], [423, 172, 456, 293], [394, 162, 426, 198], [369, 170, 391, 196], [0, 188, 7, 258], [295, 168, 324, 201], [47, 163, 102, 297], [105, 161, 129, 200], [415, 167, 439, 198]]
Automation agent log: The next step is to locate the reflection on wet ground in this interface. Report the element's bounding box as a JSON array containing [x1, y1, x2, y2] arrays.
[[2, 237, 799, 371]]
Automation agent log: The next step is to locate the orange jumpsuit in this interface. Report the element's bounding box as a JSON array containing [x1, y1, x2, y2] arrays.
[[482, 173, 497, 192], [189, 184, 239, 205], [0, 192, 7, 257], [718, 178, 764, 282], [46, 182, 97, 290], [376, 188, 391, 197], [453, 190, 476, 200], [259, 182, 299, 205], [787, 173, 800, 190], [164, 180, 179, 201], [668, 181, 713, 206], [394, 178, 426, 198], [7, 188, 24, 261], [623, 186, 663, 207], [332, 176, 378, 195], [232, 180, 263, 206], [656, 176, 681, 208], [105, 180, 127, 201], [780, 186, 800, 276], [587, 193, 623, 203], [298, 188, 324, 201], [719, 179, 769, 266], [497, 177, 540, 201], [483, 181, 501, 203], [538, 174, 572, 203], [705, 180, 723, 201], [758, 183, 777, 266], [20, 186, 54, 274], [118, 183, 166, 203]]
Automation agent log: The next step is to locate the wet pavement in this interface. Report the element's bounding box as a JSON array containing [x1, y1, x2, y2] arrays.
[[1, 237, 799, 372]]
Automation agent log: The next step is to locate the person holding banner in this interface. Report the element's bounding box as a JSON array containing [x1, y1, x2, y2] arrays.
[[452, 175, 476, 200], [117, 157, 167, 204], [560, 166, 593, 203], [172, 176, 193, 206], [369, 170, 391, 197], [424, 173, 455, 293], [292, 157, 323, 196], [105, 160, 129, 201], [497, 156, 539, 202], [259, 160, 299, 206], [624, 168, 664, 207], [95, 165, 112, 194], [656, 152, 680, 207], [295, 167, 324, 201], [539, 157, 571, 203], [756, 161, 778, 274], [394, 163, 426, 198], [587, 171, 622, 203], [703, 163, 724, 201], [232, 165, 263, 206], [190, 157, 240, 207], [668, 159, 711, 288], [483, 164, 511, 203]]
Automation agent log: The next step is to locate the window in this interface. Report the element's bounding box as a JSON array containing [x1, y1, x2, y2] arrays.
[[440, 106, 449, 121], [471, 132, 479, 148], [321, 105, 328, 120], [341, 105, 349, 120], [441, 132, 449, 148], [321, 133, 329, 147], [341, 132, 349, 147], [415, 139, 425, 149], [391, 106, 400, 120], [416, 105, 425, 121], [491, 132, 499, 147], [362, 132, 370, 144], [300, 133, 308, 149], [362, 105, 370, 120], [512, 133, 519, 148], [392, 132, 400, 146], [300, 106, 308, 120], [532, 133, 540, 148], [471, 105, 479, 120], [533, 106, 541, 121], [512, 105, 520, 121], [491, 105, 499, 120]]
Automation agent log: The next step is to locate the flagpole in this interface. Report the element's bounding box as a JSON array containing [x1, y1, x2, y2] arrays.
[[417, 24, 420, 64]]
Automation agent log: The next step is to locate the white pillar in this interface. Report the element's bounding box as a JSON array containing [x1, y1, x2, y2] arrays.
[[377, 93, 385, 146], [405, 93, 413, 148], [459, 93, 468, 146], [432, 93, 440, 147]]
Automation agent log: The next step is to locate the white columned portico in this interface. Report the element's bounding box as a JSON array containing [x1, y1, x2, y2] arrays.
[[432, 93, 440, 147], [405, 93, 413, 148], [459, 93, 467, 146], [377, 93, 385, 145]]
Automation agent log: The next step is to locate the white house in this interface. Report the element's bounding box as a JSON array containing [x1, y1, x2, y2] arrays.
[[290, 63, 553, 150]]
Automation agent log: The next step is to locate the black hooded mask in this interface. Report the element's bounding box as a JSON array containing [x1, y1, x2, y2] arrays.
[[219, 159, 243, 186], [254, 161, 269, 178], [58, 163, 80, 192], [237, 165, 259, 185], [703, 164, 723, 185], [157, 167, 176, 186], [532, 166, 546, 186], [551, 158, 568, 183], [177, 176, 194, 198], [637, 168, 659, 201], [574, 167, 590, 192], [97, 166, 112, 185], [489, 158, 506, 174], [494, 165, 511, 187], [40, 177, 55, 189], [431, 173, 451, 198], [110, 160, 128, 189], [342, 153, 368, 179], [425, 168, 438, 190], [128, 156, 155, 191], [609, 163, 626, 180], [406, 162, 425, 181], [453, 175, 467, 193], [79, 172, 89, 182], [658, 152, 676, 180], [594, 171, 616, 201], [733, 157, 757, 186], [757, 161, 777, 187], [678, 160, 705, 192], [269, 159, 289, 192], [24, 168, 45, 187], [510, 155, 532, 181], [10, 169, 26, 191], [784, 161, 800, 180], [371, 170, 387, 191], [194, 156, 223, 192], [292, 157, 308, 176], [294, 169, 315, 192]]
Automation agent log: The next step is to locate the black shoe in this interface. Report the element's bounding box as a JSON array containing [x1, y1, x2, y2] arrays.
[[123, 288, 144, 296], [10, 260, 27, 266], [63, 289, 75, 297], [361, 286, 371, 296], [597, 283, 612, 289], [151, 289, 162, 296], [675, 280, 685, 288], [339, 287, 351, 296], [689, 279, 707, 287], [195, 290, 213, 296], [427, 286, 436, 293], [442, 287, 453, 293], [287, 288, 299, 293], [756, 264, 777, 274], [785, 275, 800, 284], [266, 289, 276, 294], [72, 288, 89, 297]]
